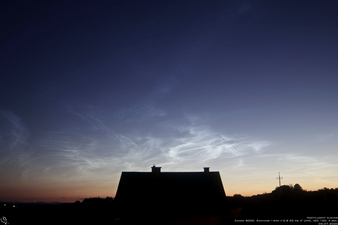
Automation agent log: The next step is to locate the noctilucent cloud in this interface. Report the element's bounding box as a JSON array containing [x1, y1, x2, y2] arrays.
[[1, 0, 338, 202]]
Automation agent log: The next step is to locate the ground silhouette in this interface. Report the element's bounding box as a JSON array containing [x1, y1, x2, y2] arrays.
[[228, 184, 338, 221], [2, 184, 338, 224]]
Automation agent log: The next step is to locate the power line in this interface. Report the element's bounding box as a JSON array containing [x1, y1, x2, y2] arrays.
[[276, 172, 283, 187]]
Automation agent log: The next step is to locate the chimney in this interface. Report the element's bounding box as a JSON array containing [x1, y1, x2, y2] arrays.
[[151, 165, 161, 178], [204, 167, 210, 173]]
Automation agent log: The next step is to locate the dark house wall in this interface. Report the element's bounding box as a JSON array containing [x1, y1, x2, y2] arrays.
[[114, 167, 229, 224]]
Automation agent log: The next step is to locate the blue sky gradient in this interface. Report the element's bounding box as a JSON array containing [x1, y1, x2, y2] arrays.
[[1, 0, 338, 202]]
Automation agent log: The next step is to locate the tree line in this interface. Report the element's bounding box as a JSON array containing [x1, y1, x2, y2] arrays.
[[228, 184, 338, 219], [3, 184, 338, 224]]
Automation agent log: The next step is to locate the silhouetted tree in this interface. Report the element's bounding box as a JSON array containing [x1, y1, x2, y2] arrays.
[[232, 194, 245, 208], [294, 183, 303, 192]]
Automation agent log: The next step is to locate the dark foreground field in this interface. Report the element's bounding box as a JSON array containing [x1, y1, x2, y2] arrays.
[[2, 185, 338, 224]]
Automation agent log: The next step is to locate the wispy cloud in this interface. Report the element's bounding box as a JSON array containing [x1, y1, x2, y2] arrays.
[[0, 110, 28, 149], [318, 133, 335, 142], [12, 76, 273, 183], [15, 100, 337, 193], [16, 103, 272, 182], [0, 110, 33, 167]]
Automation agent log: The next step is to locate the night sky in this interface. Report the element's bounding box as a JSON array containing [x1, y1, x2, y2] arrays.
[[1, 0, 338, 202]]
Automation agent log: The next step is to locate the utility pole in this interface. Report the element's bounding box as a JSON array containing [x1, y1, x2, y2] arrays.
[[276, 172, 283, 187]]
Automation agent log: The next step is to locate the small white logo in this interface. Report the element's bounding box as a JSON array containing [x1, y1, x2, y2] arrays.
[[0, 216, 9, 225]]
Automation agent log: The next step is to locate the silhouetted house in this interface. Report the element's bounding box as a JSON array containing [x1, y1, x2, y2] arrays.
[[114, 166, 229, 224]]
